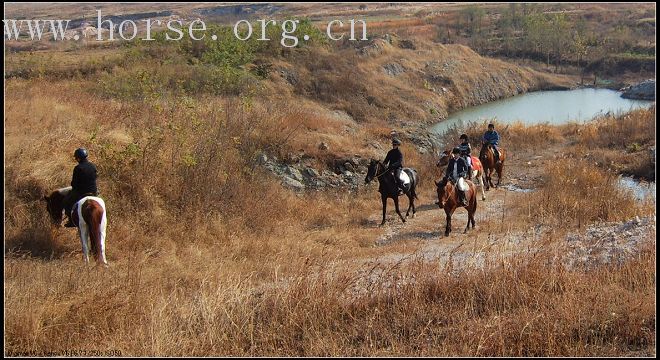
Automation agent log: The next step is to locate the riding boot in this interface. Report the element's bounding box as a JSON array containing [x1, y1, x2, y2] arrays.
[[459, 190, 468, 206], [395, 169, 404, 194]]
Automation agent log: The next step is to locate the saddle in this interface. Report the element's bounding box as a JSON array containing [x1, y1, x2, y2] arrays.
[[470, 156, 481, 171], [398, 168, 414, 193]]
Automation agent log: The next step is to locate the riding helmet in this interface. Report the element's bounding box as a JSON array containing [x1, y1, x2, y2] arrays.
[[74, 147, 88, 160], [460, 134, 468, 140], [488, 123, 495, 129], [452, 147, 461, 154], [392, 138, 402, 146]]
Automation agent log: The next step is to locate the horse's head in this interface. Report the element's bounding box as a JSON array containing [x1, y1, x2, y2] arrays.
[[480, 143, 492, 161], [435, 177, 452, 209], [43, 187, 70, 225], [436, 150, 451, 167], [365, 159, 381, 184]]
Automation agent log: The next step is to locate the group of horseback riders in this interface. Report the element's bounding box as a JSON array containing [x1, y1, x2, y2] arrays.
[[381, 123, 502, 206], [59, 124, 501, 229]]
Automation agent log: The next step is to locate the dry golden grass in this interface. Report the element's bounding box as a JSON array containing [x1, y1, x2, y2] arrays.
[[5, 237, 655, 356], [567, 107, 656, 180], [4, 35, 655, 357], [514, 160, 654, 230], [440, 119, 566, 153]]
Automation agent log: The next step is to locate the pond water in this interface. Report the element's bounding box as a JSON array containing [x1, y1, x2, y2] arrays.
[[430, 88, 655, 135], [618, 176, 656, 202]]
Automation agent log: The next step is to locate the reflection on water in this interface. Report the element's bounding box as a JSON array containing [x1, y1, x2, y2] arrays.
[[618, 176, 656, 202]]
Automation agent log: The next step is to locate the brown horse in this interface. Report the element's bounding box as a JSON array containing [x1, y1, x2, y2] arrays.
[[44, 187, 108, 266], [435, 177, 477, 236], [365, 159, 419, 226], [436, 149, 487, 201], [479, 143, 505, 189]]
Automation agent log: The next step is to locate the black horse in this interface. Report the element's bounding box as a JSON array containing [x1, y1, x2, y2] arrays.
[[364, 159, 419, 225]]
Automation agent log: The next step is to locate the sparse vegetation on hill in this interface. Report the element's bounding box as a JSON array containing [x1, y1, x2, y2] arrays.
[[4, 3, 655, 357]]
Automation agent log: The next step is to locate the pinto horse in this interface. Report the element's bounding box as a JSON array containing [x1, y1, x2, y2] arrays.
[[479, 143, 505, 189], [44, 187, 108, 266], [365, 160, 419, 225], [436, 150, 486, 201], [435, 177, 477, 236]]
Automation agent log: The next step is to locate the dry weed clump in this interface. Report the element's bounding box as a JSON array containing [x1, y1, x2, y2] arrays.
[[440, 119, 565, 152], [518, 159, 652, 229], [568, 107, 656, 180]]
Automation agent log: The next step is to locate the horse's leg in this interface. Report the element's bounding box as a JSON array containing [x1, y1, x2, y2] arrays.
[[478, 170, 486, 201], [482, 168, 489, 191], [405, 193, 412, 217], [465, 191, 477, 232], [411, 189, 416, 218], [488, 168, 495, 189], [445, 208, 453, 237], [394, 196, 406, 223], [496, 163, 504, 187], [99, 210, 108, 266], [463, 192, 470, 233], [380, 195, 387, 226], [89, 207, 108, 267], [78, 220, 90, 264]]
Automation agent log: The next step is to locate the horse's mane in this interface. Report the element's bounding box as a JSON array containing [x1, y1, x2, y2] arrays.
[[55, 187, 72, 196]]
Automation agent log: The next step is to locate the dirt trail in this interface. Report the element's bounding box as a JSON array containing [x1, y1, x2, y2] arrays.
[[357, 143, 562, 268], [255, 140, 655, 298]]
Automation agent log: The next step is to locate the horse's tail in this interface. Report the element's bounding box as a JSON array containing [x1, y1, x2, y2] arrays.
[[409, 169, 419, 200], [85, 200, 106, 264]]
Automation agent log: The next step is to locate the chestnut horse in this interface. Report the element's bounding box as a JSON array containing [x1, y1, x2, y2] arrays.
[[479, 143, 506, 189], [365, 160, 419, 225], [44, 187, 108, 266], [435, 177, 477, 237], [436, 150, 486, 201]]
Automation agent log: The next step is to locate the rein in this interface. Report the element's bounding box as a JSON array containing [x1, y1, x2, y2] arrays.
[[373, 163, 391, 179]]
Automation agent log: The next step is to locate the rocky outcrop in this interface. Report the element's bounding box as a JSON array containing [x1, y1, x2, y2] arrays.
[[383, 63, 405, 77], [620, 79, 655, 100], [260, 153, 369, 191]]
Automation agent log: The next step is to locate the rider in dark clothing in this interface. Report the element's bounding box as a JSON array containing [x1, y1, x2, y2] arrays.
[[458, 134, 472, 179], [383, 138, 404, 193], [444, 147, 469, 206], [482, 123, 501, 163], [63, 148, 98, 227]]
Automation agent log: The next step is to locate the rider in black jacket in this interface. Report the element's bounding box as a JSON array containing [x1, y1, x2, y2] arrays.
[[383, 138, 404, 193], [63, 148, 98, 227], [444, 147, 469, 206], [458, 134, 472, 179]]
